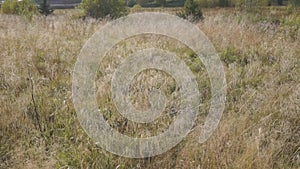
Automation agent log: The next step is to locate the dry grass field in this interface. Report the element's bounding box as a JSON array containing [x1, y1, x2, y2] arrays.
[[0, 7, 299, 168]]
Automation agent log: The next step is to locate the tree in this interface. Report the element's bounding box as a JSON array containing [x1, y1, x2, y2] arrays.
[[80, 0, 129, 19], [177, 0, 203, 21]]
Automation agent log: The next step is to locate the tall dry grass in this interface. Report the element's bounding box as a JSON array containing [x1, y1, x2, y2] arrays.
[[0, 8, 299, 168]]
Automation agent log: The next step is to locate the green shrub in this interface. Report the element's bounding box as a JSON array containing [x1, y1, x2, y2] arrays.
[[220, 47, 248, 66], [1, 0, 19, 14], [1, 0, 37, 20], [132, 3, 142, 9], [79, 0, 129, 19], [177, 0, 203, 21]]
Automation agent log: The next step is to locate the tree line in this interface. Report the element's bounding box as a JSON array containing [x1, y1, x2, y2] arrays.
[[0, 0, 299, 20]]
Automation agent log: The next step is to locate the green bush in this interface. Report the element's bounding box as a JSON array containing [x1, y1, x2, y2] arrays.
[[177, 0, 203, 21], [79, 0, 129, 19], [132, 3, 142, 8], [1, 0, 37, 20], [1, 0, 19, 14]]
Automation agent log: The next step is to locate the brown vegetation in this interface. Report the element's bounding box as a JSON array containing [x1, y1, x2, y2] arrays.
[[0, 8, 299, 168]]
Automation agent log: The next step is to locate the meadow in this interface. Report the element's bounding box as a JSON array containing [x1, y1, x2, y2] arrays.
[[0, 7, 299, 168]]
